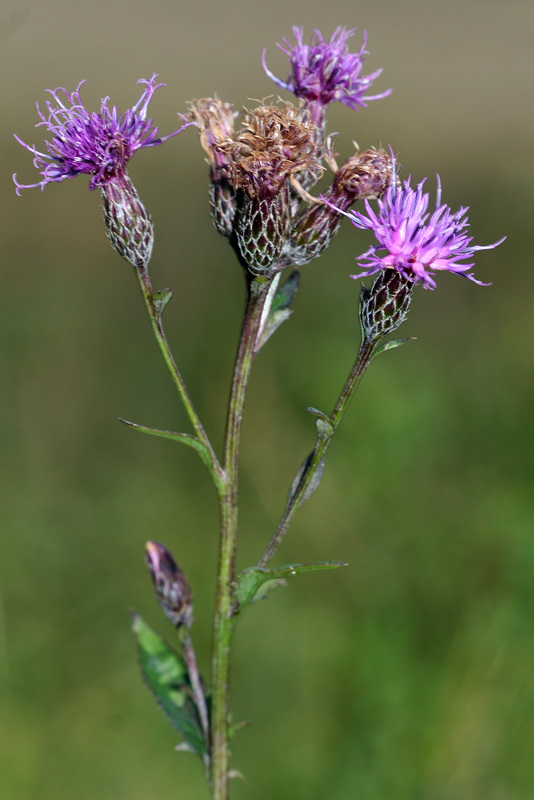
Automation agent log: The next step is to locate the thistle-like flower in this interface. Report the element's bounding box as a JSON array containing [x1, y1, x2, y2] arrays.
[[13, 75, 190, 193], [262, 27, 391, 128], [145, 541, 193, 630], [14, 75, 192, 269], [327, 172, 505, 289]]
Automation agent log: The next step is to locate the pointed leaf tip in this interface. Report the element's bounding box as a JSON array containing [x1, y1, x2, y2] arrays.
[[373, 337, 417, 358], [234, 561, 347, 614]]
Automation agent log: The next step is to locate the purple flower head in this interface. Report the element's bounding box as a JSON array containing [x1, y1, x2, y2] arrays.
[[325, 169, 505, 289], [14, 75, 192, 195], [262, 27, 391, 115]]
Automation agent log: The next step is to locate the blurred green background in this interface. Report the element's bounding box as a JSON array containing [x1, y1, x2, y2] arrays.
[[1, 0, 533, 798]]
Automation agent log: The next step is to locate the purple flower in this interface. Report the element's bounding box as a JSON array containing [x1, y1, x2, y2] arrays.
[[327, 173, 505, 289], [262, 27, 391, 117], [14, 75, 191, 195]]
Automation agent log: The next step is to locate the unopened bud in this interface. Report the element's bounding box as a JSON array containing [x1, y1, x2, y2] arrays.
[[359, 270, 413, 343], [102, 171, 154, 270], [145, 541, 193, 629]]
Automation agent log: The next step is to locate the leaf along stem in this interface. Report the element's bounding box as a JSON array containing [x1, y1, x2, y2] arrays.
[[257, 337, 376, 568], [134, 268, 223, 488]]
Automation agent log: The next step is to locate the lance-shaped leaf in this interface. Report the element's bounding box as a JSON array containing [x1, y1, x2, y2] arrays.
[[131, 612, 207, 759], [372, 337, 417, 359], [256, 270, 300, 351], [287, 450, 325, 508], [119, 419, 214, 472], [234, 561, 347, 614]]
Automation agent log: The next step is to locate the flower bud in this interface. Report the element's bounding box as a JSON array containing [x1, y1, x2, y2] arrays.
[[102, 171, 154, 269], [145, 541, 193, 629], [359, 269, 413, 343]]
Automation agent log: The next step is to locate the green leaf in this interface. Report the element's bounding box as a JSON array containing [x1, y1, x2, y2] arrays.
[[153, 288, 173, 317], [119, 419, 213, 471], [305, 407, 335, 442], [256, 271, 300, 351], [131, 612, 207, 759], [287, 450, 325, 507], [373, 337, 416, 358], [234, 561, 347, 614], [271, 270, 300, 313]]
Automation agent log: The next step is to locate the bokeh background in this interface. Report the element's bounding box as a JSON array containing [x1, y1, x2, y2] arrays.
[[1, 1, 533, 798]]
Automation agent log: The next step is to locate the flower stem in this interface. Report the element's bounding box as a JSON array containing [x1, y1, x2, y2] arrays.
[[134, 268, 223, 487], [210, 274, 273, 800], [181, 631, 211, 756], [258, 337, 376, 567]]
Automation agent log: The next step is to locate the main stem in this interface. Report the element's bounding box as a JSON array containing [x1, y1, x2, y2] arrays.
[[210, 275, 273, 800]]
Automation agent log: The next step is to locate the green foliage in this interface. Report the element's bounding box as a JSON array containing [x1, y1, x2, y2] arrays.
[[234, 562, 347, 614], [119, 419, 214, 472], [152, 288, 173, 318], [131, 613, 207, 760]]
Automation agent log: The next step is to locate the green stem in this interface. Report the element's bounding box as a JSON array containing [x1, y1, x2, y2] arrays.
[[210, 274, 273, 800], [258, 337, 376, 568], [135, 268, 223, 487]]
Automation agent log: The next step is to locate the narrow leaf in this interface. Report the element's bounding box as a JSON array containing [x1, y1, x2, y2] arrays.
[[287, 451, 325, 507], [271, 270, 300, 313], [256, 271, 300, 351], [373, 337, 416, 358], [131, 612, 207, 759], [153, 288, 173, 317], [119, 419, 213, 470], [234, 561, 347, 614]]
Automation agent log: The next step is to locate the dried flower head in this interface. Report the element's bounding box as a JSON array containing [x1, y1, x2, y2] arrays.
[[279, 146, 395, 269], [326, 170, 505, 289], [145, 541, 193, 629], [188, 98, 238, 238], [262, 27, 391, 125], [14, 75, 191, 195], [188, 97, 236, 167], [328, 145, 395, 205], [222, 100, 320, 198]]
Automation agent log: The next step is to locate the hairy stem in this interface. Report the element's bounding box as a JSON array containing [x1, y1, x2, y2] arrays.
[[135, 268, 223, 487], [258, 337, 376, 567], [210, 275, 273, 800]]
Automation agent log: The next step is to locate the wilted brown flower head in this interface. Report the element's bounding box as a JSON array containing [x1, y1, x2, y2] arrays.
[[328, 145, 395, 205], [188, 97, 236, 168], [221, 100, 321, 199]]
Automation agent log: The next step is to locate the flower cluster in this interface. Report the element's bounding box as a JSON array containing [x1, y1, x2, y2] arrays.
[[13, 27, 502, 294]]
